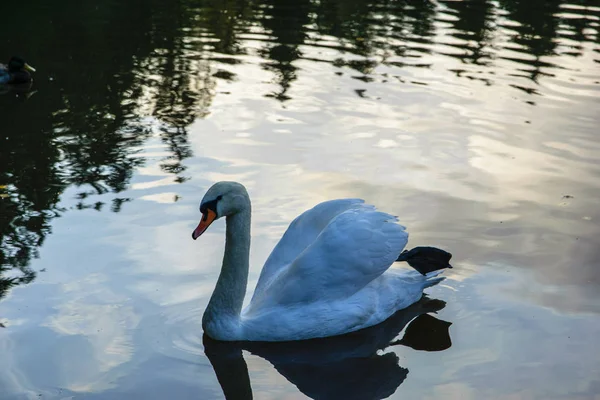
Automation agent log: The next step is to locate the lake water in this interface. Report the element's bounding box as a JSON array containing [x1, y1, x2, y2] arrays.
[[1, 0, 600, 399]]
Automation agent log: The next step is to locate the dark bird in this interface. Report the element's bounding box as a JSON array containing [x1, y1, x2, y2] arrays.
[[0, 56, 36, 84]]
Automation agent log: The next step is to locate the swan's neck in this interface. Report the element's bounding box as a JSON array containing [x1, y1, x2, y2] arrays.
[[203, 208, 251, 338]]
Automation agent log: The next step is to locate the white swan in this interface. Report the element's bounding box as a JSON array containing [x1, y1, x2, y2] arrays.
[[192, 181, 452, 342]]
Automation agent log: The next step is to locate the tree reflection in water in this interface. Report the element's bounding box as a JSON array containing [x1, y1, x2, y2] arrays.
[[1, 0, 598, 299]]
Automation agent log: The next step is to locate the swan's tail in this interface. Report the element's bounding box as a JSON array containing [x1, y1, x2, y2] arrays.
[[396, 246, 453, 275], [422, 270, 445, 289]]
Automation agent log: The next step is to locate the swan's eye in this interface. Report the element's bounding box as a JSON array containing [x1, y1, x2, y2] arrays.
[[200, 195, 222, 216]]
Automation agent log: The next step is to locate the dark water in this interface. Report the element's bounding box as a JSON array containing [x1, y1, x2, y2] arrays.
[[1, 0, 599, 398]]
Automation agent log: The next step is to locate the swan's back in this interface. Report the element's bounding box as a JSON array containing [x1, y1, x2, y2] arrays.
[[253, 199, 370, 296], [248, 201, 409, 311]]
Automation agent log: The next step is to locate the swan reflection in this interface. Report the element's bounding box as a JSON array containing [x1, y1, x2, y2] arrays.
[[204, 296, 452, 400]]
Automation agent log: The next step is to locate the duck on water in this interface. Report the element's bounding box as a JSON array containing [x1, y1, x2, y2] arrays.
[[0, 56, 36, 84]]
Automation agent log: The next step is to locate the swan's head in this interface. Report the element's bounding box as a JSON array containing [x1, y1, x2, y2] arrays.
[[192, 181, 249, 240]]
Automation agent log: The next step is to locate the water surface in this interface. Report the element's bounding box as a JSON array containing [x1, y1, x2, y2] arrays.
[[1, 0, 600, 399]]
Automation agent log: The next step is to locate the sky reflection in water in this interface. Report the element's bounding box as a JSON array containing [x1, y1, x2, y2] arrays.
[[1, 0, 599, 398]]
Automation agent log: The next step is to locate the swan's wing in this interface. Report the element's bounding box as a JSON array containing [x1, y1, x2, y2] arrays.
[[252, 206, 409, 308], [253, 199, 368, 296]]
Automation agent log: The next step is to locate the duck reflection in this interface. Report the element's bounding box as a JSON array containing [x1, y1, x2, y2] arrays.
[[0, 81, 36, 99], [204, 296, 452, 400]]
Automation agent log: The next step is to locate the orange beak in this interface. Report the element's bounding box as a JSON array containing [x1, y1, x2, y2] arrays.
[[192, 209, 217, 240]]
